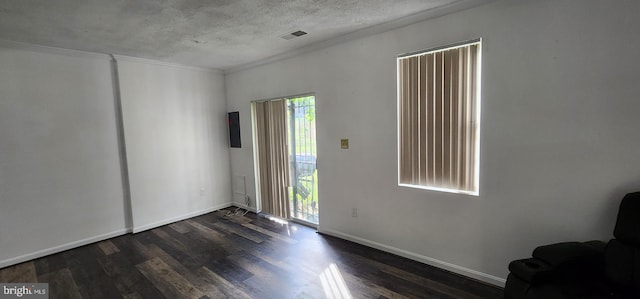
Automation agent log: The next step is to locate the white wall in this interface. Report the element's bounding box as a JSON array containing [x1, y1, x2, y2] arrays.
[[117, 58, 231, 232], [0, 45, 232, 267], [0, 46, 128, 267], [225, 0, 640, 285]]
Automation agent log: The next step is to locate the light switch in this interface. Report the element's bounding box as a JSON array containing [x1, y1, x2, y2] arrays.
[[340, 138, 349, 149]]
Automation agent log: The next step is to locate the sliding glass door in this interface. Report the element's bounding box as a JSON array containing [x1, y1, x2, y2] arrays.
[[253, 95, 318, 225]]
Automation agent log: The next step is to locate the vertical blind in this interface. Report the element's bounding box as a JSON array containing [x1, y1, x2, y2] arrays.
[[398, 42, 480, 193], [253, 99, 291, 218]]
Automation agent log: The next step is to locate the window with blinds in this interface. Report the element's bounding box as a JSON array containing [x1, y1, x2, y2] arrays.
[[397, 39, 481, 195]]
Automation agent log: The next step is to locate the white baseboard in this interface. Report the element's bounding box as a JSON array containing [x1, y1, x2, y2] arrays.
[[0, 228, 130, 269], [132, 202, 233, 233], [0, 203, 235, 269], [319, 228, 506, 287]]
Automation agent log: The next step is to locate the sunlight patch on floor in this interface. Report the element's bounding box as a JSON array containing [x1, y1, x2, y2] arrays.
[[267, 215, 291, 235], [320, 263, 352, 299]]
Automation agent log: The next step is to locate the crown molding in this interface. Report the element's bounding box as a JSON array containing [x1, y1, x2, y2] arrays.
[[0, 39, 222, 74], [112, 54, 222, 74], [0, 39, 111, 60], [224, 0, 494, 75]]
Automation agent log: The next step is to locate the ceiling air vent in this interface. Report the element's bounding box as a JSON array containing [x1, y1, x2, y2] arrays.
[[280, 30, 308, 40]]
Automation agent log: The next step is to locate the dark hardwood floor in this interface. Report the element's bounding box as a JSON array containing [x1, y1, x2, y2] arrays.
[[0, 208, 503, 298]]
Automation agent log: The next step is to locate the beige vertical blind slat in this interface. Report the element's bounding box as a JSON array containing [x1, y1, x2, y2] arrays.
[[427, 53, 435, 185], [399, 42, 479, 193], [409, 57, 418, 183], [443, 50, 452, 188], [450, 48, 460, 189], [418, 55, 427, 186], [465, 46, 474, 191], [405, 58, 414, 184], [460, 46, 469, 191], [468, 44, 479, 192], [400, 59, 409, 183], [434, 51, 443, 187]]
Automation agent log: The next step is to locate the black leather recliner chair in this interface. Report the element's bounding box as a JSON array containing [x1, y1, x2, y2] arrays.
[[504, 192, 640, 299]]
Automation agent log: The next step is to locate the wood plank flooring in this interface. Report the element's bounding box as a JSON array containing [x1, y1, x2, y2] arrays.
[[0, 208, 503, 298]]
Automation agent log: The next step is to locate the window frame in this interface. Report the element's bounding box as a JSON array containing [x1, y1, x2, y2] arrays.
[[396, 39, 482, 196]]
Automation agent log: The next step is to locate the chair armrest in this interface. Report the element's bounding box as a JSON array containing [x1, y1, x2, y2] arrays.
[[532, 241, 605, 267], [584, 240, 607, 252], [508, 241, 605, 284], [532, 241, 605, 282], [506, 241, 609, 299], [508, 258, 554, 283]]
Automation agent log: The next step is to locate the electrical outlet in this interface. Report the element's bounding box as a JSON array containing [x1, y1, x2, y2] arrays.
[[352, 208, 357, 217]]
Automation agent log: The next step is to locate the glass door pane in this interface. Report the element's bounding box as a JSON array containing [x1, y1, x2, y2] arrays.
[[287, 96, 318, 224]]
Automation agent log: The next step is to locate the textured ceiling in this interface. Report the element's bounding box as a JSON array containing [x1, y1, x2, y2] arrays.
[[0, 0, 492, 70]]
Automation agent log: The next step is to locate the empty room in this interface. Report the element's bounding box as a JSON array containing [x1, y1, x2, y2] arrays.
[[1, 0, 640, 298]]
